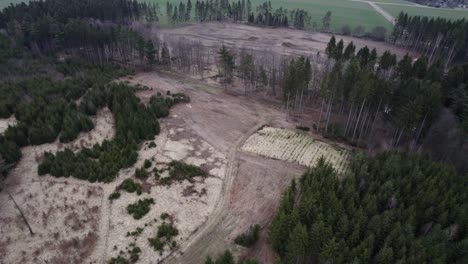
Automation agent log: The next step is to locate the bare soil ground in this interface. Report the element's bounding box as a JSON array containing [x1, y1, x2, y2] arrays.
[[159, 22, 414, 58]]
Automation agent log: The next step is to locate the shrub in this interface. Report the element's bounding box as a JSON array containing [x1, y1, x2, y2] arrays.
[[148, 236, 164, 251], [160, 212, 169, 220], [157, 222, 179, 239], [168, 160, 206, 183], [234, 224, 260, 248], [340, 25, 351, 36], [148, 142, 157, 148], [135, 167, 148, 179], [109, 192, 121, 200], [295, 125, 310, 131], [148, 222, 179, 252], [118, 178, 142, 195], [127, 227, 144, 237], [369, 26, 387, 41], [128, 245, 141, 263], [127, 198, 154, 220], [144, 159, 152, 169]]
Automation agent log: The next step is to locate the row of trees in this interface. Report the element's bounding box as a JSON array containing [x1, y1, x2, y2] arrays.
[[167, 0, 310, 30], [269, 152, 467, 263], [392, 12, 468, 66], [166, 0, 192, 24]]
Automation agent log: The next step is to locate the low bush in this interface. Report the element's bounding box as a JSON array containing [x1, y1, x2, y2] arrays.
[[160, 212, 169, 220], [118, 178, 142, 195], [295, 125, 310, 131], [157, 222, 179, 239], [168, 160, 206, 183], [148, 222, 179, 252], [127, 198, 154, 219], [109, 192, 121, 200], [234, 224, 260, 248], [135, 167, 148, 179], [144, 159, 152, 169]]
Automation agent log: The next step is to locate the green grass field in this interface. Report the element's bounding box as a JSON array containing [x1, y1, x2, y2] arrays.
[[0, 0, 28, 8], [377, 2, 468, 20], [150, 0, 393, 31], [2, 0, 468, 34]]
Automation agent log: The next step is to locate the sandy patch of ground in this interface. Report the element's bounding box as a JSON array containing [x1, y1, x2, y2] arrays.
[[0, 108, 114, 264], [242, 126, 351, 174], [0, 115, 17, 134], [103, 118, 227, 263], [159, 22, 415, 58]]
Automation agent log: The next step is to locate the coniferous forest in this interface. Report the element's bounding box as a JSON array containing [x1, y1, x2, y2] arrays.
[[269, 153, 467, 263]]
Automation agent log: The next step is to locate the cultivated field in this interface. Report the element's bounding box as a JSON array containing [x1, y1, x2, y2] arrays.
[[377, 2, 468, 20], [242, 126, 351, 174]]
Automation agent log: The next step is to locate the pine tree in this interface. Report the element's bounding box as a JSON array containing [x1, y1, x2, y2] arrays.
[[145, 40, 157, 66], [286, 223, 309, 263], [160, 42, 171, 68]]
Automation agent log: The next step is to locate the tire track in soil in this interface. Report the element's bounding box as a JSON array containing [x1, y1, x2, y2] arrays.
[[164, 120, 269, 264]]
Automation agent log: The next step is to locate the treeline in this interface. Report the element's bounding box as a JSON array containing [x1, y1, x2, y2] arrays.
[[0, 0, 160, 65], [0, 61, 129, 166], [38, 84, 188, 182], [0, 0, 159, 26], [309, 36, 451, 147], [269, 152, 468, 263], [392, 12, 468, 65], [167, 0, 310, 30]]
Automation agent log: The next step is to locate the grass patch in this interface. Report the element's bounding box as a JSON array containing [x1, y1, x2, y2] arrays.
[[378, 3, 468, 21], [127, 198, 155, 220]]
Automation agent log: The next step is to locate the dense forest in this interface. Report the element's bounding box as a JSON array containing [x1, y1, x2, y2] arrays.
[[269, 153, 468, 263], [392, 12, 468, 66]]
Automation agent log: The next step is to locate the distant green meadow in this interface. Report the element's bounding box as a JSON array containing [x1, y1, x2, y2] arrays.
[[2, 0, 468, 35], [377, 2, 468, 20], [150, 0, 393, 31]]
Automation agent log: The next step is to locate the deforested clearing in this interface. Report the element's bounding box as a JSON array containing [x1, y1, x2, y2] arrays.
[[242, 126, 351, 174]]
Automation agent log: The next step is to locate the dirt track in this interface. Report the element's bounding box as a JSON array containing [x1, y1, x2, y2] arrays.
[[125, 71, 307, 263]]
